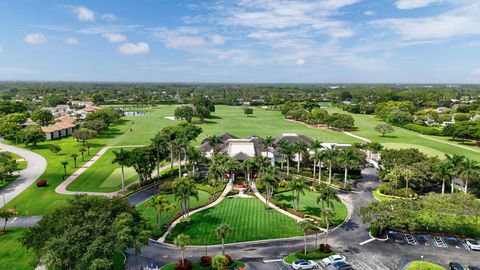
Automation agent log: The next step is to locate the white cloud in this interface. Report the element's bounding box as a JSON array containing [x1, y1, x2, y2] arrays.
[[395, 0, 443, 9], [364, 10, 376, 16], [0, 46, 2, 53], [165, 36, 206, 50], [471, 68, 480, 77], [102, 33, 127, 43], [65, 37, 78, 45], [210, 34, 225, 45], [118, 42, 149, 54], [295, 58, 305, 65], [101, 13, 117, 21], [24, 33, 47, 45], [71, 6, 95, 22]]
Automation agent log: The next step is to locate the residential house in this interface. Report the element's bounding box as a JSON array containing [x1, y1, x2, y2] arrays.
[[41, 116, 77, 140]]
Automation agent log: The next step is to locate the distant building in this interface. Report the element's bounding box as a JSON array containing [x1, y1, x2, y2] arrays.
[[68, 100, 94, 108], [41, 116, 77, 140], [436, 107, 450, 113]]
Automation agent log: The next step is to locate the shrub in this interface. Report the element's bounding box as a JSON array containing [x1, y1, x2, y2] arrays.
[[319, 244, 332, 253], [36, 179, 47, 187], [199, 256, 212, 267], [175, 259, 192, 270], [224, 254, 233, 266], [403, 123, 443, 136], [370, 223, 380, 237], [377, 183, 417, 198]]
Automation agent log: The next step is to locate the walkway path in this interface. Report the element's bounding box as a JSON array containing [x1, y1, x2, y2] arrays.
[[55, 145, 147, 197], [250, 183, 303, 222], [157, 183, 233, 243], [419, 134, 480, 154], [342, 131, 371, 142], [0, 141, 47, 208]]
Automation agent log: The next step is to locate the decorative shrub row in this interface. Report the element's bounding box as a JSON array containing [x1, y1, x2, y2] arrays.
[[377, 183, 417, 198], [403, 123, 444, 136]]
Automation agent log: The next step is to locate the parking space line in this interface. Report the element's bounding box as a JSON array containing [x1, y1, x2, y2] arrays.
[[263, 259, 283, 263], [461, 240, 471, 251], [359, 238, 376, 246]]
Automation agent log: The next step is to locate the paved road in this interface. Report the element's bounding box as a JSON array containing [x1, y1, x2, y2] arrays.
[[124, 167, 480, 270], [0, 215, 42, 227], [0, 142, 47, 208]]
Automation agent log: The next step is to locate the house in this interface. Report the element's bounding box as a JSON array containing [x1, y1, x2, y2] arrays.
[[42, 105, 72, 118], [41, 116, 77, 140], [74, 106, 101, 120], [436, 107, 450, 113], [68, 100, 95, 108]]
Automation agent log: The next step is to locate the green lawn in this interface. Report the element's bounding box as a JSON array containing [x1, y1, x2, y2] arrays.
[[66, 148, 140, 192], [16, 160, 27, 171], [322, 104, 480, 160], [273, 190, 348, 227], [406, 261, 445, 270], [166, 197, 303, 245], [283, 250, 335, 264], [0, 228, 36, 270], [137, 189, 212, 236]]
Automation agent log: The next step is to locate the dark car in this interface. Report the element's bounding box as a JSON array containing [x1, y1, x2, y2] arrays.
[[467, 267, 480, 270], [449, 262, 465, 270]]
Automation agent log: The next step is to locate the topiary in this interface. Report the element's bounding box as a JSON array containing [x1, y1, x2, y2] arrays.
[[36, 179, 47, 187], [319, 243, 331, 253], [224, 254, 233, 265], [199, 256, 212, 267], [175, 259, 192, 270]]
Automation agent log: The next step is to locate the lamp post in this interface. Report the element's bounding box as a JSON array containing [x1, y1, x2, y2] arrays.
[[420, 255, 424, 270]]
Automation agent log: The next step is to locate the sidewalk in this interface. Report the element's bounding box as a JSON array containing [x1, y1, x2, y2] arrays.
[[250, 183, 303, 222]]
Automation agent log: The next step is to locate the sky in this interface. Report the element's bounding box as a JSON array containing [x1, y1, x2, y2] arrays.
[[1, 0, 480, 83]]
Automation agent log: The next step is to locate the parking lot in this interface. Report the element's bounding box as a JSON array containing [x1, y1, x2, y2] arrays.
[[387, 231, 474, 252]]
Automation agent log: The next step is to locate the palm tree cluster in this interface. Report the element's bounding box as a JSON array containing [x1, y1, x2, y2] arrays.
[[435, 154, 480, 194]]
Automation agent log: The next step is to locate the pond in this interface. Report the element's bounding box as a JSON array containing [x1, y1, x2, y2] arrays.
[[124, 111, 148, 116]]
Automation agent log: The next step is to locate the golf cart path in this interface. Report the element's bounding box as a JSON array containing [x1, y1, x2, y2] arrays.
[[157, 183, 233, 243], [55, 144, 149, 197], [0, 142, 47, 208]]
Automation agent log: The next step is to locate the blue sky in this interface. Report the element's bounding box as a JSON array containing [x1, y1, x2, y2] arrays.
[[1, 0, 480, 83]]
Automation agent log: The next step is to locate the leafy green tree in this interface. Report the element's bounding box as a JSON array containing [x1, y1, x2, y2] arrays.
[[145, 195, 175, 229], [243, 107, 253, 116], [433, 161, 452, 195], [31, 109, 54, 126], [174, 234, 191, 267], [150, 133, 168, 177], [337, 147, 362, 188], [60, 161, 69, 177], [21, 196, 148, 270], [215, 223, 232, 255], [298, 220, 311, 255], [0, 120, 21, 142], [48, 144, 61, 155], [317, 187, 340, 210], [461, 158, 479, 194], [324, 147, 337, 184], [211, 255, 230, 270], [261, 136, 275, 165], [83, 119, 108, 133], [112, 148, 131, 193], [71, 153, 78, 168], [321, 207, 335, 245], [445, 154, 465, 193], [174, 105, 194, 123], [129, 147, 156, 182], [374, 123, 395, 137], [173, 177, 199, 217], [19, 126, 45, 147], [73, 129, 97, 146], [257, 167, 278, 208], [310, 140, 322, 178]]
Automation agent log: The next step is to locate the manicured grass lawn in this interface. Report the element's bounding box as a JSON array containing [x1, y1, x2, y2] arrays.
[[5, 120, 131, 215], [166, 198, 303, 245], [406, 261, 445, 270], [66, 148, 139, 192], [0, 175, 19, 191], [0, 228, 36, 270], [16, 160, 27, 170], [160, 261, 246, 270], [322, 104, 480, 160], [273, 190, 348, 227], [137, 189, 212, 236], [283, 250, 335, 264]]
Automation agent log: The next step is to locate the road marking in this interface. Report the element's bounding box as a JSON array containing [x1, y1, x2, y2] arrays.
[[359, 238, 376, 246], [263, 259, 283, 263], [10, 217, 18, 223]]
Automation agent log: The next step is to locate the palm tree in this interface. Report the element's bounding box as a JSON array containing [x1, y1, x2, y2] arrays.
[[173, 177, 199, 217], [241, 159, 255, 183], [257, 167, 277, 207], [174, 234, 191, 267], [310, 140, 322, 178], [207, 135, 221, 160], [79, 146, 86, 161], [445, 154, 465, 193], [112, 148, 131, 193], [60, 161, 69, 177], [280, 142, 295, 176], [337, 147, 360, 188], [186, 146, 202, 173], [262, 136, 275, 166], [321, 207, 335, 246], [151, 133, 168, 177], [461, 158, 479, 194], [316, 187, 340, 210], [324, 147, 337, 184], [276, 140, 288, 169], [433, 161, 452, 195], [209, 177, 219, 195], [225, 159, 240, 183], [288, 177, 308, 211], [314, 151, 327, 182], [215, 223, 232, 255], [145, 195, 175, 229], [70, 153, 78, 168], [293, 141, 307, 173], [298, 220, 311, 255]]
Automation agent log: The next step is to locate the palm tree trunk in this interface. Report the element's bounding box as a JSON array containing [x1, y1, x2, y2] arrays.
[[156, 211, 160, 228], [318, 162, 322, 182], [222, 238, 225, 255], [328, 161, 332, 184], [313, 160, 316, 178], [304, 232, 307, 255], [287, 159, 290, 176], [297, 153, 300, 173], [451, 178, 455, 193], [441, 180, 445, 195], [156, 152, 160, 177], [178, 154, 182, 177], [181, 250, 185, 266], [344, 167, 348, 188], [296, 193, 300, 211], [281, 156, 284, 169], [170, 149, 174, 171], [464, 178, 468, 194], [325, 222, 330, 245], [121, 165, 125, 193]]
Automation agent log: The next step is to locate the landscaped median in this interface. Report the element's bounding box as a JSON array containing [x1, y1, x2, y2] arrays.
[[405, 261, 445, 270], [160, 260, 247, 270], [283, 249, 335, 264]]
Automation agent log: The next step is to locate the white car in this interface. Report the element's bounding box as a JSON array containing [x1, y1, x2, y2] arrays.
[[292, 259, 318, 270], [466, 239, 480, 251], [321, 255, 347, 267]]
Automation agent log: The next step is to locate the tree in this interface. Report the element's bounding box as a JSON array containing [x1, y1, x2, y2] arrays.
[[337, 147, 361, 188], [60, 161, 69, 177], [112, 148, 131, 193], [314, 151, 327, 182], [150, 133, 168, 177], [243, 107, 253, 117], [174, 106, 194, 123], [129, 147, 156, 182], [257, 167, 277, 208], [207, 135, 221, 160], [73, 129, 97, 146], [19, 126, 45, 147], [0, 208, 17, 232], [79, 147, 86, 161], [145, 195, 175, 229], [278, 141, 294, 176], [293, 141, 307, 173], [211, 255, 230, 270], [173, 177, 199, 217], [317, 187, 340, 210], [21, 196, 148, 270], [321, 207, 335, 246], [31, 109, 54, 126], [174, 234, 191, 268], [374, 124, 395, 137], [324, 147, 337, 184], [445, 154, 465, 193], [433, 161, 452, 195], [461, 158, 479, 194], [288, 177, 307, 211], [310, 140, 322, 178], [215, 223, 232, 255], [48, 144, 61, 155], [71, 153, 78, 168], [261, 136, 275, 165], [298, 220, 311, 255], [83, 119, 108, 133]]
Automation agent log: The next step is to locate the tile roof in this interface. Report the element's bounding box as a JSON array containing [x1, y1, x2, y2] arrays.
[[41, 116, 76, 133]]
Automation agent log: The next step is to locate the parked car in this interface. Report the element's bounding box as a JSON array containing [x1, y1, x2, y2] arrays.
[[292, 259, 317, 270], [326, 261, 354, 270], [466, 239, 480, 251], [449, 262, 465, 270], [467, 267, 480, 270], [321, 255, 347, 267]]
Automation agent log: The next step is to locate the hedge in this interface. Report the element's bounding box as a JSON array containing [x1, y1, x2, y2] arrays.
[[403, 123, 443, 136]]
